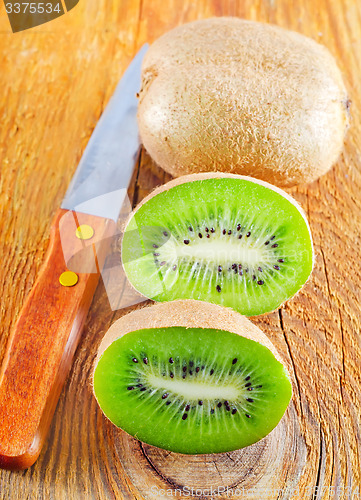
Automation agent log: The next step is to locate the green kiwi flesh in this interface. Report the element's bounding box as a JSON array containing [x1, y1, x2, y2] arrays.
[[122, 174, 313, 316], [93, 324, 292, 454]]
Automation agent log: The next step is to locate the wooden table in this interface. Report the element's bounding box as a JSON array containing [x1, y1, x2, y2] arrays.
[[0, 1, 360, 498]]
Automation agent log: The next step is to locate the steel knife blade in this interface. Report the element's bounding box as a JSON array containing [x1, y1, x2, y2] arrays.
[[62, 44, 148, 221], [0, 44, 148, 471]]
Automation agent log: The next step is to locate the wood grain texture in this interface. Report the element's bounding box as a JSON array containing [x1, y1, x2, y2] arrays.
[[0, 0, 360, 498]]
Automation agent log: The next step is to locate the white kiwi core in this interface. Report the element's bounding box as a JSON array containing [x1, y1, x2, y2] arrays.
[[147, 372, 239, 400]]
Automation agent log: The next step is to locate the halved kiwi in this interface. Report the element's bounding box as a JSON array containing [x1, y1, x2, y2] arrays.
[[93, 300, 292, 454], [121, 173, 313, 316]]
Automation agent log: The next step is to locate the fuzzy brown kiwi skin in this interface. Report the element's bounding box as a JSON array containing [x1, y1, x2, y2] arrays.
[[138, 17, 349, 188], [120, 172, 315, 315], [93, 300, 290, 381]]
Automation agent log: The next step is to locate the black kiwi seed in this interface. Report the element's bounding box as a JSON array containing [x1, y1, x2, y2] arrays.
[[272, 243, 278, 248], [238, 234, 242, 239], [217, 402, 222, 408], [132, 358, 138, 363], [239, 269, 243, 276], [160, 261, 166, 266], [183, 366, 187, 372], [169, 357, 174, 364], [143, 357, 148, 364], [189, 371, 193, 375], [245, 376, 251, 381], [153, 244, 158, 248], [265, 240, 270, 245], [198, 400, 203, 406], [189, 361, 194, 367], [127, 386, 134, 390], [258, 267, 263, 272], [278, 258, 284, 263], [162, 393, 168, 399], [182, 374, 186, 379], [237, 224, 241, 231], [206, 234, 210, 238], [140, 387, 146, 391], [185, 404, 190, 411], [163, 231, 168, 237], [184, 239, 190, 245], [216, 285, 221, 292], [245, 414, 251, 418], [222, 229, 226, 235], [256, 385, 263, 388], [246, 231, 251, 237], [196, 367, 200, 373], [245, 382, 252, 387], [274, 265, 280, 270], [172, 265, 177, 271], [166, 401, 171, 405], [154, 252, 160, 256], [211, 409, 215, 414], [232, 263, 237, 269], [253, 275, 256, 281], [247, 387, 254, 391], [247, 398, 254, 403], [232, 408, 237, 415], [257, 280, 264, 285], [218, 265, 222, 272], [232, 358, 238, 364], [270, 235, 276, 240], [228, 230, 232, 235], [210, 369, 214, 375], [211, 228, 215, 233], [182, 414, 188, 420], [198, 233, 203, 238], [205, 227, 209, 232], [188, 226, 193, 231], [170, 372, 174, 378]]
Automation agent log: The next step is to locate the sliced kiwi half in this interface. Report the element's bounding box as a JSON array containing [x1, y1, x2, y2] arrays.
[[121, 173, 313, 316], [93, 300, 292, 454]]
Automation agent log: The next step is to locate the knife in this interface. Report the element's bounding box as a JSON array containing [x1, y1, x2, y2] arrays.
[[0, 44, 148, 470]]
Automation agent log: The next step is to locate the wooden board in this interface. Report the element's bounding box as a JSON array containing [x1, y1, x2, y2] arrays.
[[0, 0, 360, 498]]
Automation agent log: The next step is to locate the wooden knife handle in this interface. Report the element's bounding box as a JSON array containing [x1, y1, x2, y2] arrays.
[[0, 208, 115, 470]]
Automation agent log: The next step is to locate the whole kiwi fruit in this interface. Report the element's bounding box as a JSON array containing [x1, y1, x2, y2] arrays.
[[137, 17, 350, 187]]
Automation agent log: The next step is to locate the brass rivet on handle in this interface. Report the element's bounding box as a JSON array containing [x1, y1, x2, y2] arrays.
[[75, 224, 94, 240], [59, 271, 79, 287]]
